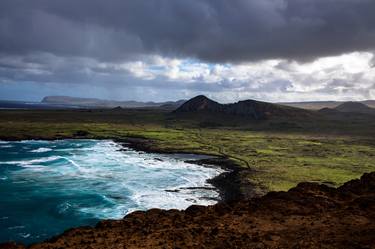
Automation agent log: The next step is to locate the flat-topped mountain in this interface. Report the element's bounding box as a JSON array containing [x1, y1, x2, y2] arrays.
[[334, 102, 375, 114], [42, 96, 185, 109], [174, 95, 315, 120]]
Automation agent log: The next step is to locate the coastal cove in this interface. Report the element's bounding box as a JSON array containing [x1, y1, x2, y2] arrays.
[[0, 139, 229, 244]]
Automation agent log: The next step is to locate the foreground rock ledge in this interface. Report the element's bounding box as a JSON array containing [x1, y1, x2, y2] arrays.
[[2, 173, 375, 249]]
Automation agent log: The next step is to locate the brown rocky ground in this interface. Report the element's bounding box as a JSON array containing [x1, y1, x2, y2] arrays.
[[1, 172, 375, 249]]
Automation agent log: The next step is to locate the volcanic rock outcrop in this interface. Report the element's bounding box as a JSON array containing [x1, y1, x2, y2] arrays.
[[2, 172, 375, 249]]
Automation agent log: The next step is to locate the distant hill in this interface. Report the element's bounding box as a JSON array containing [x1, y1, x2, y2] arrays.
[[0, 100, 76, 110], [280, 100, 375, 110], [175, 95, 223, 113], [362, 100, 375, 108], [159, 100, 187, 110], [42, 96, 186, 109], [318, 107, 340, 115], [174, 95, 315, 120], [334, 102, 375, 114]]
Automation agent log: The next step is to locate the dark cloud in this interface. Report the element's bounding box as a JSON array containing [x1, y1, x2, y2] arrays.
[[370, 53, 375, 67], [1, 0, 375, 63], [1, 0, 374, 103]]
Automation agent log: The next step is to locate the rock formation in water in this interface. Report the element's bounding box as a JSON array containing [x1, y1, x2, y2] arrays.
[[1, 172, 374, 249]]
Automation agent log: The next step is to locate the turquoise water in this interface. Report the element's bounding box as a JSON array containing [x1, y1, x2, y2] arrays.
[[0, 140, 223, 244]]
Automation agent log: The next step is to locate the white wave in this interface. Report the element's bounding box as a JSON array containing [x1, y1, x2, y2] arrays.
[[19, 233, 31, 238], [59, 156, 89, 173], [1, 139, 225, 222], [1, 156, 61, 166], [19, 140, 42, 144], [8, 225, 25, 230], [130, 188, 218, 212], [0, 145, 13, 148], [31, 148, 52, 153], [20, 164, 47, 170], [56, 202, 73, 214]]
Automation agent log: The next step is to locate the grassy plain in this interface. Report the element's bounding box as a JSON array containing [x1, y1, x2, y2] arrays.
[[0, 108, 374, 194]]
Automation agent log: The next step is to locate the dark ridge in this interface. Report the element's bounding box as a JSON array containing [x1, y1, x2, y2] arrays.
[[318, 107, 340, 114], [280, 100, 375, 110], [174, 95, 223, 113], [174, 95, 315, 120], [112, 106, 123, 111], [335, 101, 375, 114]]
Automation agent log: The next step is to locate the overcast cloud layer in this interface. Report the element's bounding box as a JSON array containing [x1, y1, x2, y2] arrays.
[[0, 0, 375, 102]]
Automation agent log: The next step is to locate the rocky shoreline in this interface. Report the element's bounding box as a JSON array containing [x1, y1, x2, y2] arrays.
[[1, 136, 374, 248], [1, 172, 374, 249], [116, 137, 259, 202], [0, 135, 258, 201]]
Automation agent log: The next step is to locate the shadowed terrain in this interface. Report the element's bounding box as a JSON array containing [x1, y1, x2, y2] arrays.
[[280, 100, 375, 110], [334, 102, 375, 115], [2, 172, 374, 249], [175, 95, 316, 120]]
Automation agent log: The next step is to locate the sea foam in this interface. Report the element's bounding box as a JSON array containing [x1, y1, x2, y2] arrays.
[[30, 148, 52, 153], [0, 139, 224, 244]]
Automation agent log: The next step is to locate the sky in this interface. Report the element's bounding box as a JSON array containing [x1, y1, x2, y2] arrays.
[[0, 0, 375, 103]]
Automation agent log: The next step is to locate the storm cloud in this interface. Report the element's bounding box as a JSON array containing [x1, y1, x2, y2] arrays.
[[0, 0, 375, 102], [1, 0, 375, 62]]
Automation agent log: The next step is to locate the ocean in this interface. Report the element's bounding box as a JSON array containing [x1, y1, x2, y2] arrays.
[[0, 140, 223, 244]]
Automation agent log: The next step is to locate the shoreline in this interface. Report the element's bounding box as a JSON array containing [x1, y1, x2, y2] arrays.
[[1, 136, 374, 248], [115, 137, 258, 202], [0, 135, 258, 203], [0, 136, 251, 245], [2, 170, 374, 249]]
